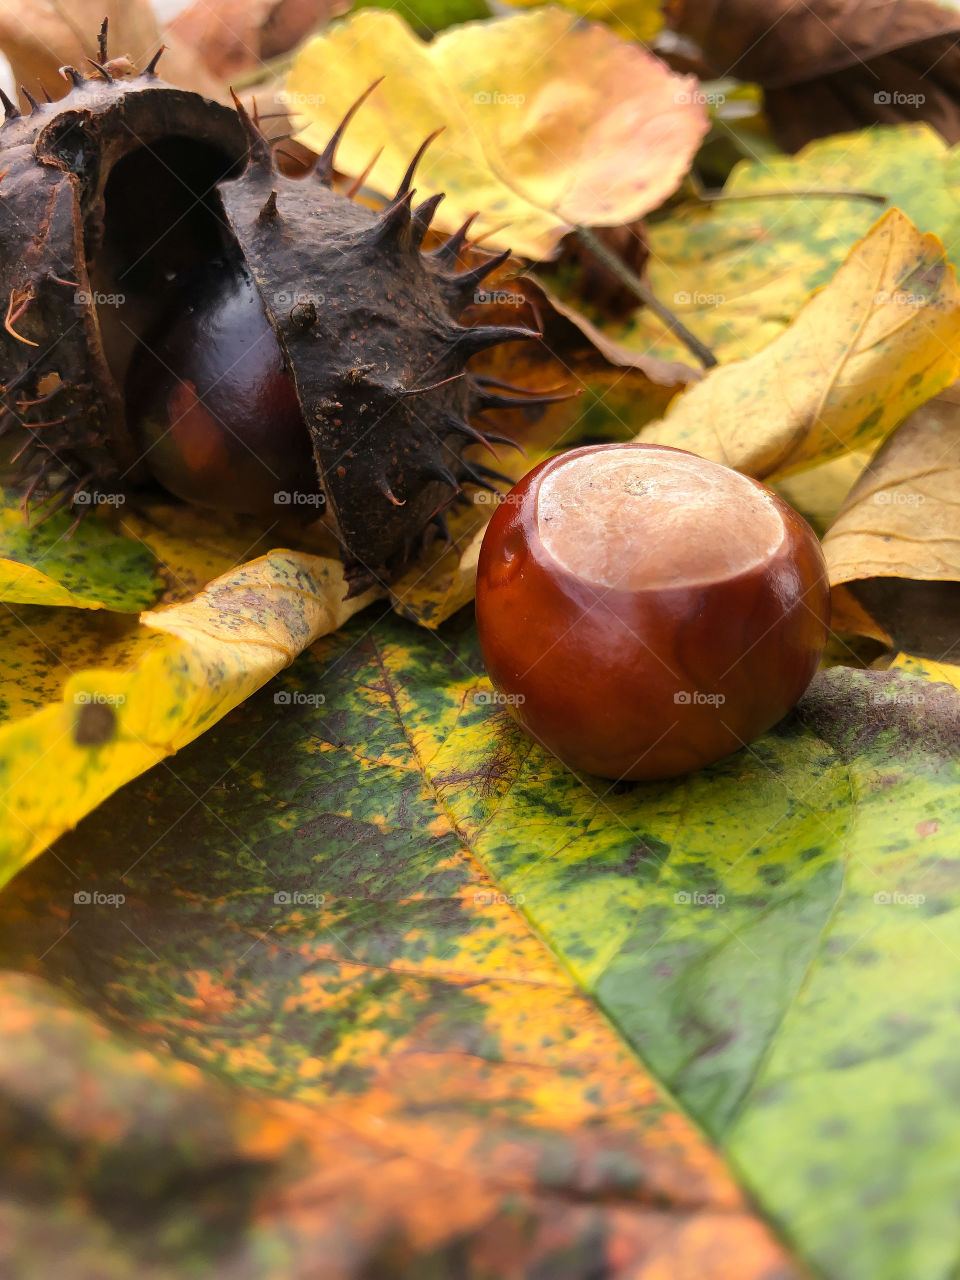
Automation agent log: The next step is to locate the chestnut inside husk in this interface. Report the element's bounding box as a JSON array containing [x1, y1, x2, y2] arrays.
[[0, 24, 558, 590]]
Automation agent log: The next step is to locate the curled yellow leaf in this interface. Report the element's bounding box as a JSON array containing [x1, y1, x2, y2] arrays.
[[638, 209, 960, 479], [0, 552, 378, 886]]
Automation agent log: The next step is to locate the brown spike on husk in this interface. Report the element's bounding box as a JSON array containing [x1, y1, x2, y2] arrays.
[[429, 213, 478, 266], [447, 323, 541, 357], [474, 385, 578, 411], [450, 249, 512, 297], [258, 189, 280, 221], [378, 478, 405, 506], [230, 88, 274, 170], [370, 189, 415, 244], [315, 78, 384, 185], [394, 128, 444, 200], [411, 193, 444, 250]]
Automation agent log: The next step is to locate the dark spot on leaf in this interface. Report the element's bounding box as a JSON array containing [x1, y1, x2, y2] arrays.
[[799, 846, 824, 862], [857, 406, 883, 434], [74, 702, 116, 746]]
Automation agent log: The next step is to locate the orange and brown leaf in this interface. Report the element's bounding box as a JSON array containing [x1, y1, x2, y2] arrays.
[[165, 0, 346, 83], [0, 0, 220, 100], [0, 642, 800, 1278]]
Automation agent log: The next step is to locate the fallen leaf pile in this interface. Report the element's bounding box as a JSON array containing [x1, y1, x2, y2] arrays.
[[3, 1, 960, 1277]]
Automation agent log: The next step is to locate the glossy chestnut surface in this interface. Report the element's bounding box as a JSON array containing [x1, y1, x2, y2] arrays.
[[126, 259, 317, 515], [476, 442, 830, 781]]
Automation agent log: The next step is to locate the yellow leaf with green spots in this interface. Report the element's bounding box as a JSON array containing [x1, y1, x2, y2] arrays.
[[893, 653, 960, 691], [0, 486, 341, 613], [623, 124, 960, 363], [0, 551, 377, 889], [285, 8, 708, 259], [638, 209, 960, 480], [0, 495, 161, 610]]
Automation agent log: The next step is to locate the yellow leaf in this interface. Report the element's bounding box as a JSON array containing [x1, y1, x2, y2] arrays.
[[617, 126, 960, 366], [0, 495, 162, 611], [638, 210, 960, 480], [823, 391, 960, 588], [391, 519, 487, 627], [0, 552, 378, 886], [498, 0, 663, 42], [893, 653, 960, 693], [286, 8, 708, 259], [771, 449, 874, 537]]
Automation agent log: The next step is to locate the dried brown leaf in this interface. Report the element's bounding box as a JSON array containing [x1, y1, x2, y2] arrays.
[[666, 0, 960, 150], [166, 0, 346, 83], [0, 0, 221, 100]]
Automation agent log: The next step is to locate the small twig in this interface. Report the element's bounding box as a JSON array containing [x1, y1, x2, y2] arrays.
[[691, 176, 887, 206], [573, 224, 717, 369], [698, 188, 887, 205]]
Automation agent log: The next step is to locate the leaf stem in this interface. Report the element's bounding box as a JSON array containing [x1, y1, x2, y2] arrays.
[[692, 183, 887, 206], [573, 225, 717, 369]]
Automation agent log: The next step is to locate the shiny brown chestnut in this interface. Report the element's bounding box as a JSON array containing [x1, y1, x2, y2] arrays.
[[475, 442, 830, 781], [126, 259, 317, 516]]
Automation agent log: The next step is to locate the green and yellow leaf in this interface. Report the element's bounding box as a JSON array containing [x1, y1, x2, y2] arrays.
[[4, 610, 960, 1276], [623, 125, 960, 363]]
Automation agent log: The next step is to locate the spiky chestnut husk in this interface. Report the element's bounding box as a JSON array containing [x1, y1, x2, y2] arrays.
[[0, 48, 247, 521], [214, 94, 551, 589], [0, 25, 557, 587]]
